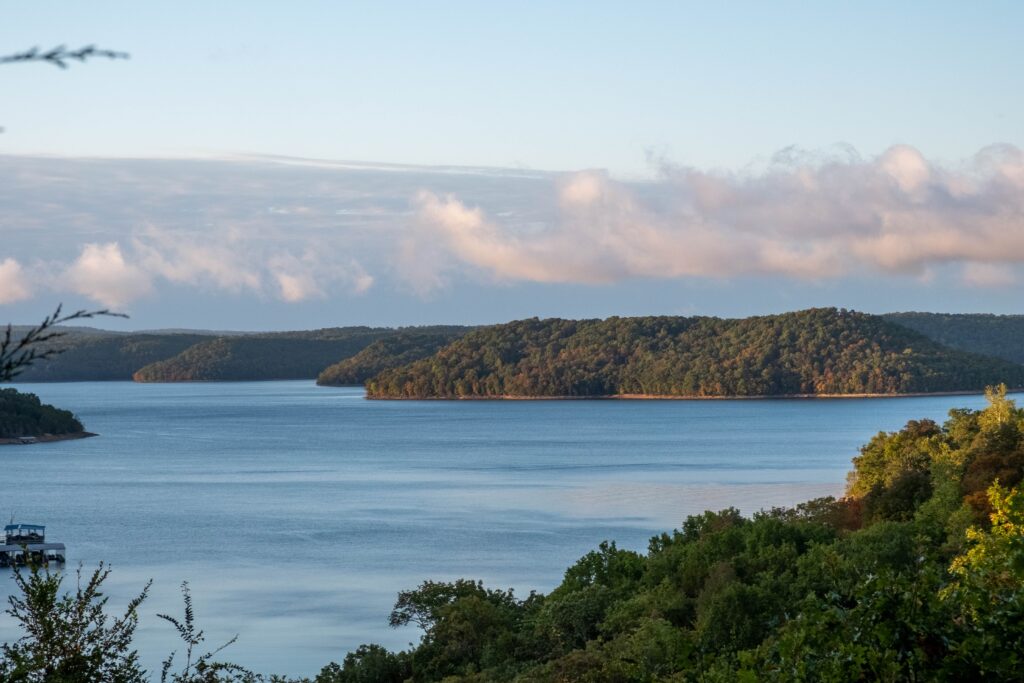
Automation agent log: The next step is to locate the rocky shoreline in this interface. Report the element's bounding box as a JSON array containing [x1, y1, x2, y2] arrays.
[[366, 388, 1023, 401]]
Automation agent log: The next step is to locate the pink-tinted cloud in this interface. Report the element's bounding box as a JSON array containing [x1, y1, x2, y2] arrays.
[[0, 259, 32, 304], [4, 149, 1023, 307], [411, 144, 1024, 289], [62, 243, 152, 307], [133, 230, 262, 293]]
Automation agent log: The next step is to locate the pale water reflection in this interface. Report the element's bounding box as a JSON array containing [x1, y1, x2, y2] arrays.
[[0, 381, 1003, 676]]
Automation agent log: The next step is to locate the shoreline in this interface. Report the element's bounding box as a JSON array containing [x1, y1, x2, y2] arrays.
[[366, 388, 1023, 401], [0, 431, 97, 446]]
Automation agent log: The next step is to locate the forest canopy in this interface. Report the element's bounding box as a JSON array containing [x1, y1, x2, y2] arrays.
[[131, 329, 396, 382], [14, 333, 209, 382], [317, 328, 471, 386], [8, 326, 472, 383], [366, 308, 1024, 399], [0, 388, 83, 438], [9, 310, 1024, 390]]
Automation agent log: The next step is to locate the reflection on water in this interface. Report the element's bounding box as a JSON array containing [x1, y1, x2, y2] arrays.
[[0, 381, 999, 676]]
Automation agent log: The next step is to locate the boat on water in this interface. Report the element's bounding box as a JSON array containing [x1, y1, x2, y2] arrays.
[[0, 523, 66, 567]]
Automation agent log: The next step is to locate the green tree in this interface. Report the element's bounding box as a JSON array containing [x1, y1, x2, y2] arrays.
[[313, 645, 410, 683], [940, 482, 1024, 678], [0, 564, 149, 682]]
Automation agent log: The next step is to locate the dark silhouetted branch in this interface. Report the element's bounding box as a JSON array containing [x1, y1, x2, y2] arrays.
[[1, 304, 128, 382], [0, 44, 129, 69]]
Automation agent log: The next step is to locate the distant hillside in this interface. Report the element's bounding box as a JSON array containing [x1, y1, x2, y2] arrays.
[[366, 309, 1024, 399], [8, 324, 471, 384], [15, 333, 209, 381], [6, 324, 123, 339], [317, 327, 472, 386], [132, 328, 394, 382], [885, 312, 1024, 365], [0, 388, 84, 439], [12, 311, 1024, 387]]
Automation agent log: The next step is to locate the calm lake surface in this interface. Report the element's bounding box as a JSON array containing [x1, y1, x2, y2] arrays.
[[0, 381, 1004, 676]]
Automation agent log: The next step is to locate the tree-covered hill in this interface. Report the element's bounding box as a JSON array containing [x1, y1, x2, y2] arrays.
[[886, 312, 1024, 365], [131, 328, 402, 382], [317, 327, 472, 386], [366, 308, 1024, 398], [11, 311, 1024, 387], [0, 388, 84, 439], [15, 333, 209, 381]]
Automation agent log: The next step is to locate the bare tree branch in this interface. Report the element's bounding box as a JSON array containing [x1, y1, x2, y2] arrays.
[[1, 304, 129, 382], [0, 44, 129, 69]]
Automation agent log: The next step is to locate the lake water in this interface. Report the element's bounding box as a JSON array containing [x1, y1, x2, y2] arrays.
[[0, 381, 1003, 677]]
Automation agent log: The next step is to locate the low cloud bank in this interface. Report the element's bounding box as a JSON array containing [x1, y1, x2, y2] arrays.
[[1, 145, 1021, 309], [411, 144, 1024, 292], [56, 237, 374, 307], [0, 236, 375, 308]]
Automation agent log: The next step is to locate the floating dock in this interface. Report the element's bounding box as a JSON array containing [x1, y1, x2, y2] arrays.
[[0, 523, 65, 567]]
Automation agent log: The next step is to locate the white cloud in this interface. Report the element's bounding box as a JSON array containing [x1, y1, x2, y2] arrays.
[[559, 172, 606, 206], [133, 230, 262, 293], [62, 243, 152, 307], [274, 271, 322, 302], [267, 252, 374, 302], [415, 191, 578, 283], [267, 251, 326, 302], [0, 259, 32, 304], [349, 260, 375, 295], [879, 145, 932, 194]]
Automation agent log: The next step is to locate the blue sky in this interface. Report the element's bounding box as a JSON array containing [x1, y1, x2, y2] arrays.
[[1, 2, 1023, 329], [3, 1, 1022, 174]]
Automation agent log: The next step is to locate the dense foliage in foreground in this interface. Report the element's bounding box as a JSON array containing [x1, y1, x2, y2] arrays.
[[367, 308, 1024, 398], [319, 386, 1024, 682], [886, 311, 1024, 365], [317, 329, 471, 386], [0, 388, 83, 438], [3, 389, 1023, 681]]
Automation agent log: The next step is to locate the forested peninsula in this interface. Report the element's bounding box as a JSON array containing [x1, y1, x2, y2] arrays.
[[317, 328, 471, 386], [885, 312, 1024, 365], [9, 310, 1024, 392], [365, 309, 1024, 399], [15, 332, 209, 382], [0, 388, 88, 443]]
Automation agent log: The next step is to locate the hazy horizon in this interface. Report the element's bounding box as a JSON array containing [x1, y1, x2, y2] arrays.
[[7, 304, 1024, 335]]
